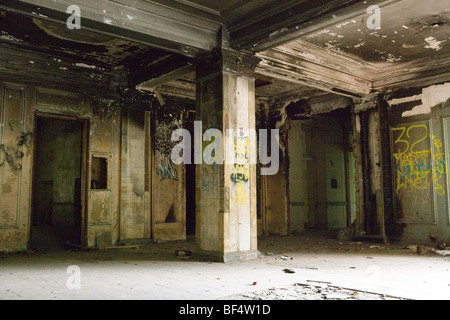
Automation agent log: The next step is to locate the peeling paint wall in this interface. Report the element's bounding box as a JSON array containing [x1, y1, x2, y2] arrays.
[[260, 107, 289, 236], [0, 80, 122, 251], [119, 96, 188, 243], [0, 70, 194, 252], [120, 108, 149, 242], [152, 98, 187, 242], [387, 82, 450, 243], [0, 84, 33, 252]]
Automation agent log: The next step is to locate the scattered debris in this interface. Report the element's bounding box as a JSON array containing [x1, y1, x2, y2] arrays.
[[283, 269, 296, 274], [337, 224, 356, 241], [175, 250, 192, 260], [280, 255, 293, 260], [226, 283, 405, 300], [253, 282, 258, 286], [303, 266, 319, 270], [408, 244, 450, 256], [431, 249, 450, 256]]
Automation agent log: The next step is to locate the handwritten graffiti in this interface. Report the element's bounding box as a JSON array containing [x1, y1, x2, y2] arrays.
[[232, 164, 249, 205], [393, 125, 447, 196], [231, 136, 252, 205], [156, 151, 179, 182]]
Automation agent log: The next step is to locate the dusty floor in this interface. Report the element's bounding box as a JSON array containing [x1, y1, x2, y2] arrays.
[[0, 232, 448, 300]]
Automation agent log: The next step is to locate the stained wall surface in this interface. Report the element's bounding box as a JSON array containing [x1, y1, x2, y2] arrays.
[[388, 84, 450, 242]]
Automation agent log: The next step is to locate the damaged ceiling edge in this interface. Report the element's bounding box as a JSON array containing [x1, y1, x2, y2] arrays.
[[255, 62, 370, 100], [391, 82, 450, 118]]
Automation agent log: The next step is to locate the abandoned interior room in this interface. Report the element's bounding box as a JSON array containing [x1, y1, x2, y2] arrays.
[[0, 0, 449, 301]]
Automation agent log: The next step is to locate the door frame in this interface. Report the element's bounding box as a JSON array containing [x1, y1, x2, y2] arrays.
[[31, 112, 90, 247]]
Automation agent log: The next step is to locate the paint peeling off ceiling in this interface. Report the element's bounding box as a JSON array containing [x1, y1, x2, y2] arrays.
[[302, 0, 450, 65], [0, 10, 181, 71]]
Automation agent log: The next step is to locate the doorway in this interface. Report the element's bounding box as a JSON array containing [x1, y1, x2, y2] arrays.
[[289, 108, 356, 233], [30, 115, 86, 250]]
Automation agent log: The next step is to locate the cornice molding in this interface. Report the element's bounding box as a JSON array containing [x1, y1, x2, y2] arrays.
[[195, 46, 261, 80]]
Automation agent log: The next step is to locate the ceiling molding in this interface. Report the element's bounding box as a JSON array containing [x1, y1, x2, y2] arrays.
[[255, 36, 450, 98]]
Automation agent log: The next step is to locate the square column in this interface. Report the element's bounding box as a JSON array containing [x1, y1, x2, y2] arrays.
[[195, 47, 260, 262]]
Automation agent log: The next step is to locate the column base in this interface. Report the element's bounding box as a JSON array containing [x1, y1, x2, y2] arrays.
[[195, 249, 261, 263]]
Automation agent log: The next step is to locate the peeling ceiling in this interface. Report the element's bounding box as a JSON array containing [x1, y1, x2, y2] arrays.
[[302, 0, 450, 66], [1, 0, 449, 106], [0, 9, 185, 81]]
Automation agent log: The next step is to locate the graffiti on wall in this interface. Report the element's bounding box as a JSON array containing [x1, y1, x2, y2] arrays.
[[232, 163, 250, 205], [393, 124, 447, 196], [156, 151, 179, 182], [230, 136, 253, 205]]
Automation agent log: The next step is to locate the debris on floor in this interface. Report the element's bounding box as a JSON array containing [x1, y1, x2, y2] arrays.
[[283, 268, 296, 274], [408, 245, 450, 256], [336, 224, 356, 241], [303, 266, 319, 270], [225, 283, 405, 300], [175, 250, 192, 260], [431, 249, 450, 256]]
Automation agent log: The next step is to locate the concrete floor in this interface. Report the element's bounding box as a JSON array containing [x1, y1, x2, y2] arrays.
[[0, 232, 448, 300]]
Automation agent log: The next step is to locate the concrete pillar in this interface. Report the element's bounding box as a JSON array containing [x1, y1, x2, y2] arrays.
[[195, 46, 260, 262]]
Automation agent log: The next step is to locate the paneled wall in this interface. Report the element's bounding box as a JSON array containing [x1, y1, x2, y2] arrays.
[[389, 93, 450, 242], [0, 84, 121, 251], [152, 100, 186, 241], [120, 99, 187, 243], [0, 84, 33, 251]]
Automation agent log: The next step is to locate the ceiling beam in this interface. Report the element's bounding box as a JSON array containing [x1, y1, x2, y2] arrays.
[[3, 0, 221, 57], [137, 64, 195, 90]]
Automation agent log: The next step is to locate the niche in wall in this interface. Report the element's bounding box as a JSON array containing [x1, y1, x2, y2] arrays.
[[91, 156, 108, 190]]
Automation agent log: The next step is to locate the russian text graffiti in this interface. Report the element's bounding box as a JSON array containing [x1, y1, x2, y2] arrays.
[[393, 125, 447, 195]]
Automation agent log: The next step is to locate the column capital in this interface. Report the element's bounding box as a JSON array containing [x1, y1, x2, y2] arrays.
[[195, 46, 261, 80]]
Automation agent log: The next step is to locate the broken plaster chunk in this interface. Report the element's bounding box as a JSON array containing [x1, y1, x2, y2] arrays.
[[432, 249, 450, 256], [283, 268, 295, 274]]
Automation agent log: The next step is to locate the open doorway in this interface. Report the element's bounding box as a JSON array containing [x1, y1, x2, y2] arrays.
[[30, 115, 86, 250], [289, 107, 356, 234]]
